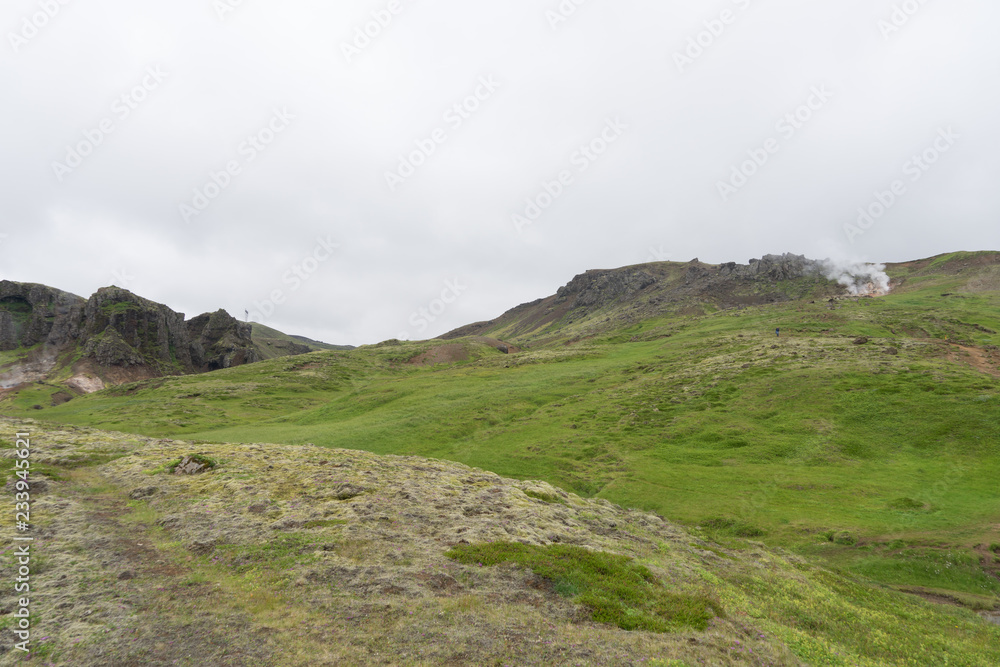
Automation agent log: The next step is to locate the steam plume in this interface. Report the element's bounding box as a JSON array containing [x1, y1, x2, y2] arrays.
[[816, 259, 891, 296]]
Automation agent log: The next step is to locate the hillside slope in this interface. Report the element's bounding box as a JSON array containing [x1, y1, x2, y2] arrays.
[[2, 251, 998, 662], [251, 323, 354, 360], [1, 417, 996, 666], [0, 281, 337, 405], [443, 251, 1000, 346]]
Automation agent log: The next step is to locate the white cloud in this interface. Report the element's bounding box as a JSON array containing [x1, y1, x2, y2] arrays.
[[1, 0, 998, 345]]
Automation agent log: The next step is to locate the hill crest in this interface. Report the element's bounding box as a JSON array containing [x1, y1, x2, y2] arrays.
[[443, 251, 1000, 345], [0, 280, 343, 400]]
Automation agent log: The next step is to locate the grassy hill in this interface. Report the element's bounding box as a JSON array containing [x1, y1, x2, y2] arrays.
[[250, 322, 354, 360], [443, 251, 999, 346], [0, 284, 348, 406], [1, 252, 998, 664], [0, 417, 997, 666]]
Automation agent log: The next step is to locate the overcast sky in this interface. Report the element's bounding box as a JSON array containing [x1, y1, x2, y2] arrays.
[[2, 0, 998, 346]]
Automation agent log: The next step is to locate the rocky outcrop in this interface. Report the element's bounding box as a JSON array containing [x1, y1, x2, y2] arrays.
[[0, 311, 15, 351], [0, 281, 268, 380], [83, 326, 147, 367], [0, 280, 86, 351], [83, 286, 193, 370], [442, 254, 845, 342], [81, 290, 260, 372], [718, 253, 814, 281], [186, 310, 259, 370], [556, 267, 657, 308]]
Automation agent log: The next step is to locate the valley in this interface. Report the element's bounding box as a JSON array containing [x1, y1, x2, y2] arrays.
[[1, 251, 998, 665]]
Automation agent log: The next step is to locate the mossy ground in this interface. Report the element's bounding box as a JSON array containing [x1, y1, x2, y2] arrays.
[[0, 418, 997, 665], [445, 542, 725, 632]]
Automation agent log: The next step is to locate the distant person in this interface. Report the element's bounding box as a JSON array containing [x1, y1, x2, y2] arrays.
[[776, 327, 780, 338]]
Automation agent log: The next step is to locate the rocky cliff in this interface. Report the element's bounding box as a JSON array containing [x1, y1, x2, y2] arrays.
[[186, 309, 260, 370], [0, 281, 262, 389], [77, 287, 259, 372], [0, 280, 86, 351], [555, 266, 658, 308]]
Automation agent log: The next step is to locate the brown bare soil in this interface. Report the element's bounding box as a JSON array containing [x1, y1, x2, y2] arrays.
[[947, 344, 1000, 377], [71, 358, 165, 387], [408, 344, 470, 366]]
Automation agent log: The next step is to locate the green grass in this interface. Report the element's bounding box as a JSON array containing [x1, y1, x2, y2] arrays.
[[3, 254, 999, 611], [720, 563, 1000, 666], [213, 533, 321, 574], [100, 301, 143, 315], [145, 458, 184, 475], [446, 542, 724, 632], [172, 454, 217, 472], [301, 518, 348, 529], [523, 489, 567, 504], [848, 547, 1000, 597], [699, 517, 766, 538]]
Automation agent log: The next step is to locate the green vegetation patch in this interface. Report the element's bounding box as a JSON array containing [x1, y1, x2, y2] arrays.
[[446, 542, 724, 632], [99, 301, 143, 316], [524, 489, 567, 505], [173, 454, 217, 472], [214, 533, 320, 573], [887, 496, 927, 511], [144, 458, 183, 475], [143, 454, 217, 475], [302, 518, 348, 529], [700, 517, 765, 538], [850, 547, 1000, 598]]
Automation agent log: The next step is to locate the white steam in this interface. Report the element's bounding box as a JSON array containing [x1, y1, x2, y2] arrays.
[[817, 259, 891, 296]]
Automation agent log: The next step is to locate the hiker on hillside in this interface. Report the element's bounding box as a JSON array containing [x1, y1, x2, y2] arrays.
[[775, 327, 780, 338]]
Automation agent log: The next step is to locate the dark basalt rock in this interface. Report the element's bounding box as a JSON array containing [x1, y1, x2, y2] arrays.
[[718, 253, 814, 281], [186, 310, 259, 370], [84, 326, 146, 366], [555, 267, 657, 308], [0, 280, 86, 351], [1, 280, 260, 374]]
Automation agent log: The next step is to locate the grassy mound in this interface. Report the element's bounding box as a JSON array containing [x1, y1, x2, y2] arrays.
[[447, 542, 724, 632]]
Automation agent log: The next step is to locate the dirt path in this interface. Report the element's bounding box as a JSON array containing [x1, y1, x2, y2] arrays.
[[0, 468, 274, 666], [947, 344, 1000, 378]]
